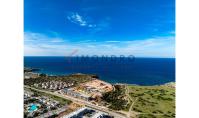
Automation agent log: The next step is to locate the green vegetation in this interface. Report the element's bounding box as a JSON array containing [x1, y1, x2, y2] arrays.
[[28, 88, 72, 105], [138, 114, 175, 118], [24, 74, 94, 87], [102, 85, 128, 110], [128, 84, 175, 118], [138, 114, 165, 118]]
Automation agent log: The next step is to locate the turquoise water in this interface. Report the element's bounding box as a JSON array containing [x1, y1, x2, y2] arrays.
[[29, 104, 37, 112]]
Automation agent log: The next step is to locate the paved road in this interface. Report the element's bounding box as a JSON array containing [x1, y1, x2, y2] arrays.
[[25, 86, 127, 118]]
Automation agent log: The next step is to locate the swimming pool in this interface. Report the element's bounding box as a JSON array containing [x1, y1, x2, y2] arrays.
[[29, 104, 38, 112]]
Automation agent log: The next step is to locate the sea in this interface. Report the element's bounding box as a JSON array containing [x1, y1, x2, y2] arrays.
[[24, 56, 175, 86]]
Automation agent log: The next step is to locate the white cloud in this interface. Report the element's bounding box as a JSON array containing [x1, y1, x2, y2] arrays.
[[71, 13, 87, 26], [24, 32, 65, 43], [67, 12, 97, 27], [66, 12, 110, 33], [24, 32, 175, 57]]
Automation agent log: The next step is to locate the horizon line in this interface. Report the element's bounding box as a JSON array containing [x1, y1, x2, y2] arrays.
[[24, 56, 175, 59]]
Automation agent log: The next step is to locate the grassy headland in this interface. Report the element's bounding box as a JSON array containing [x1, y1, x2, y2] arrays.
[[128, 83, 175, 118]]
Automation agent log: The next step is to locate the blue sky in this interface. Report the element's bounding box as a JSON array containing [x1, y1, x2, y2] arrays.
[[24, 0, 175, 57]]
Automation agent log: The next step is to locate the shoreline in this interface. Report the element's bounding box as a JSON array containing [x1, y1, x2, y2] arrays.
[[24, 57, 175, 86], [114, 82, 175, 86], [24, 67, 175, 87]]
